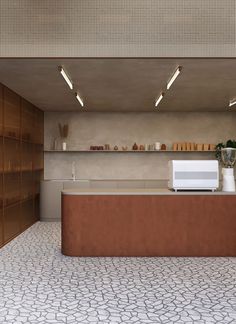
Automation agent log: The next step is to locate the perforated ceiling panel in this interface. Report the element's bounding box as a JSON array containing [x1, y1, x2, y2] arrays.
[[0, 0, 235, 57]]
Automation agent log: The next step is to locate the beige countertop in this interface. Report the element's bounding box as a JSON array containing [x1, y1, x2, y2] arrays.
[[62, 188, 236, 195]]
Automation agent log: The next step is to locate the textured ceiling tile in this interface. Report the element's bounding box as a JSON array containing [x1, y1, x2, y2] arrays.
[[0, 0, 235, 56]]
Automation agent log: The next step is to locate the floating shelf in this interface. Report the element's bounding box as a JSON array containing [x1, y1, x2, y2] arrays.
[[44, 150, 216, 153]]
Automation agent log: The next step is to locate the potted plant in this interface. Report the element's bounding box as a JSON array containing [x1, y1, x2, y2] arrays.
[[215, 139, 236, 162]]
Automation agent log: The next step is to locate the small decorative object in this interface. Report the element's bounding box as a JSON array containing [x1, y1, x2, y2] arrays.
[[114, 145, 119, 151], [148, 144, 155, 151], [182, 143, 187, 151], [186, 143, 191, 151], [145, 144, 149, 151], [210, 144, 216, 151], [196, 143, 203, 151], [104, 144, 110, 150], [62, 142, 67, 150], [132, 143, 138, 150], [58, 123, 69, 151], [161, 144, 166, 150], [139, 145, 145, 150], [190, 143, 195, 151], [172, 143, 178, 151], [155, 142, 161, 150], [176, 143, 181, 151], [122, 146, 128, 151]]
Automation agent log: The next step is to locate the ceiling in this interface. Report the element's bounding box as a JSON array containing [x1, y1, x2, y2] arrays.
[[0, 58, 236, 112]]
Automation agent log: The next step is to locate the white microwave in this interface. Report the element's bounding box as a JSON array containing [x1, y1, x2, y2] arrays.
[[168, 160, 219, 191]]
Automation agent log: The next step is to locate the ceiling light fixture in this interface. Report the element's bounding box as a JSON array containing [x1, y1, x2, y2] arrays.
[[229, 99, 236, 107], [75, 92, 84, 107], [155, 92, 164, 107], [167, 66, 182, 90], [59, 66, 73, 90]]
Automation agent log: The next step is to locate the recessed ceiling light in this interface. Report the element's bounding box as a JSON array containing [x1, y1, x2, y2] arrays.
[[155, 92, 164, 107], [75, 92, 84, 107], [229, 99, 236, 107], [167, 66, 182, 90], [59, 66, 73, 90]]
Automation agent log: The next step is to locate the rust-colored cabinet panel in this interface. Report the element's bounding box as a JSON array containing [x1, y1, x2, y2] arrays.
[[21, 99, 35, 142], [21, 199, 34, 230], [3, 87, 21, 139], [34, 193, 40, 222], [21, 142, 33, 172], [0, 173, 3, 209], [33, 170, 42, 196], [4, 203, 21, 242], [33, 144, 43, 171], [0, 208, 3, 247], [62, 195, 236, 257], [0, 84, 3, 137], [4, 172, 21, 207], [33, 109, 44, 144], [4, 138, 20, 173], [21, 171, 34, 201], [0, 138, 3, 174]]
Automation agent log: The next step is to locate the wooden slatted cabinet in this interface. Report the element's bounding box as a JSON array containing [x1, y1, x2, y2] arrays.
[[0, 83, 44, 247]]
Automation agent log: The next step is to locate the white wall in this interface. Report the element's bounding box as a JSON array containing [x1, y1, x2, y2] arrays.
[[44, 112, 236, 180]]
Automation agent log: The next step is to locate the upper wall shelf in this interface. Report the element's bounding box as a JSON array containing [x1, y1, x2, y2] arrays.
[[44, 150, 216, 153]]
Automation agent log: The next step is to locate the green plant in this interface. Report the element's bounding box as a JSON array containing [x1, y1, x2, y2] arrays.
[[215, 140, 236, 162]]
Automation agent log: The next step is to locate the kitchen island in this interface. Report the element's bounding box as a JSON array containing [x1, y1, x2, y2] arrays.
[[61, 188, 236, 257]]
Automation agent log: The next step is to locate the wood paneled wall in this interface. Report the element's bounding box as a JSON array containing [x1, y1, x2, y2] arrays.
[[0, 83, 44, 247]]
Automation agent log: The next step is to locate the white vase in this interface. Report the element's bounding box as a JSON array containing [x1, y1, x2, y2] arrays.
[[62, 142, 67, 151], [155, 142, 161, 150]]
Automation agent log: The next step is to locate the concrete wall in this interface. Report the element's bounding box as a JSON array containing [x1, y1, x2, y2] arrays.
[[0, 0, 235, 57], [44, 112, 236, 180]]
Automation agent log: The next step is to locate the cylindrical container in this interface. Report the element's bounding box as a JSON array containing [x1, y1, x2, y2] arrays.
[[62, 142, 67, 151], [155, 142, 161, 150], [222, 168, 236, 192]]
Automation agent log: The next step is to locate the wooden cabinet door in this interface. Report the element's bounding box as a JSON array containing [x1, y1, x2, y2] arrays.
[[21, 199, 34, 230], [3, 87, 21, 139], [21, 99, 35, 142], [4, 204, 21, 242], [0, 208, 3, 247], [0, 84, 3, 137]]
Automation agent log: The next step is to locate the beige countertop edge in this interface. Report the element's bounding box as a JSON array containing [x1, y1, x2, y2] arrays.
[[62, 188, 236, 195]]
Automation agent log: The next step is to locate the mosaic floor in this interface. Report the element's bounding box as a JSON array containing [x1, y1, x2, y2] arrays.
[[0, 222, 236, 324]]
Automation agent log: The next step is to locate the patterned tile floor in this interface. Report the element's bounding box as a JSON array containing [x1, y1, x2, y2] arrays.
[[0, 222, 236, 324]]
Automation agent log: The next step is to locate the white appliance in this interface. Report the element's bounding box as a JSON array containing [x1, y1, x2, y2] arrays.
[[168, 160, 219, 191]]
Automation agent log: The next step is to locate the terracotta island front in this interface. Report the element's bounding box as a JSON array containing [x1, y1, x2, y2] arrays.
[[61, 189, 236, 257]]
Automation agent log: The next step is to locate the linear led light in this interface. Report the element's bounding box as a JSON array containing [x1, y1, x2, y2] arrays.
[[167, 66, 182, 90], [59, 66, 73, 90], [229, 99, 236, 107], [75, 92, 84, 107], [155, 92, 164, 107]]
